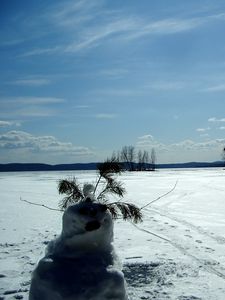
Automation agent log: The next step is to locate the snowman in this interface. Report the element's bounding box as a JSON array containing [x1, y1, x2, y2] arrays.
[[29, 186, 128, 300]]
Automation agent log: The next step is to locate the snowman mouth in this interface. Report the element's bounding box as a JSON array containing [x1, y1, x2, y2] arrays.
[[85, 220, 101, 231]]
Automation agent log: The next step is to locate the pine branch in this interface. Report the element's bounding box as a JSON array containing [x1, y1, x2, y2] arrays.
[[97, 180, 126, 200], [58, 178, 84, 209], [94, 159, 123, 195], [97, 159, 123, 177], [107, 202, 143, 223]]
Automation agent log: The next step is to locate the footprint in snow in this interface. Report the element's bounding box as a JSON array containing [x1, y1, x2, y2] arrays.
[[195, 240, 202, 244], [205, 247, 215, 253], [184, 235, 192, 238]]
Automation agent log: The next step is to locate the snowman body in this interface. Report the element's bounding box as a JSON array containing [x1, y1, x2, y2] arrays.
[[29, 200, 128, 300]]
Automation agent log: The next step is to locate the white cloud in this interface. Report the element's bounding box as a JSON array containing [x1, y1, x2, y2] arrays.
[[0, 121, 21, 127], [97, 68, 128, 79], [0, 96, 65, 105], [1, 39, 25, 47], [16, 2, 225, 58], [125, 18, 203, 42], [21, 46, 61, 57], [138, 134, 154, 140], [208, 117, 216, 122], [219, 126, 225, 130], [208, 117, 225, 122], [64, 14, 204, 54], [0, 131, 92, 157], [136, 134, 225, 163], [50, 0, 104, 28], [203, 84, 225, 92], [196, 127, 210, 132], [137, 134, 166, 150], [145, 81, 185, 91], [0, 121, 13, 127], [95, 113, 117, 119], [11, 79, 51, 87], [0, 97, 65, 118], [65, 18, 137, 53]]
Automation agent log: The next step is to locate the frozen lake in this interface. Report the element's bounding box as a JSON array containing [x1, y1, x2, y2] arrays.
[[0, 168, 225, 299]]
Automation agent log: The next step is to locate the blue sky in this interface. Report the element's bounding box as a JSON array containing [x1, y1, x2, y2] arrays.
[[1, 0, 225, 164]]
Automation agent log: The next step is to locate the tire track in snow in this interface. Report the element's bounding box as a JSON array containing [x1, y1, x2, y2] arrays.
[[145, 207, 225, 245], [132, 223, 225, 281]]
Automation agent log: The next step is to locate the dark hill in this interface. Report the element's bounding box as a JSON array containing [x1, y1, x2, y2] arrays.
[[0, 161, 224, 172]]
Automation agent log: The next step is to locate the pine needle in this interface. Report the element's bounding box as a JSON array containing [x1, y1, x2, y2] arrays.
[[58, 178, 84, 209], [108, 202, 143, 223], [97, 159, 123, 177]]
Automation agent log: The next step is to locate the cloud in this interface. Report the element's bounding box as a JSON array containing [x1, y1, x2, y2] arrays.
[[0, 131, 92, 156], [208, 117, 225, 122], [11, 78, 51, 87], [0, 121, 21, 128], [124, 18, 203, 42], [97, 68, 128, 79], [0, 121, 14, 128], [203, 84, 225, 92], [21, 46, 61, 57], [95, 113, 117, 119], [91, 87, 143, 98], [1, 39, 25, 47], [137, 134, 166, 150], [136, 134, 225, 162], [16, 1, 225, 58], [0, 97, 65, 118], [1, 97, 65, 105], [145, 81, 185, 91], [196, 127, 210, 132], [64, 14, 204, 54], [50, 0, 104, 28], [65, 18, 137, 53], [14, 107, 58, 118]]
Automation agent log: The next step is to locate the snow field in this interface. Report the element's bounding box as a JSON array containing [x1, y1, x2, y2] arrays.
[[0, 169, 225, 299]]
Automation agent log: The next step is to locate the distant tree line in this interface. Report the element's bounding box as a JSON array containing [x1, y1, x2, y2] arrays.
[[111, 145, 157, 172]]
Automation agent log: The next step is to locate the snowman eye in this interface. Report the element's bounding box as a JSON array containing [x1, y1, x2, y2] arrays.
[[79, 207, 89, 215], [100, 205, 107, 212]]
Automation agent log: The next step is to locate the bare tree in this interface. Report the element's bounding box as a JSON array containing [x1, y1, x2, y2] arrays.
[[150, 148, 156, 171], [222, 147, 225, 168], [137, 150, 149, 171], [143, 150, 149, 170], [121, 145, 135, 171], [128, 145, 136, 171], [137, 150, 144, 171], [111, 150, 121, 162]]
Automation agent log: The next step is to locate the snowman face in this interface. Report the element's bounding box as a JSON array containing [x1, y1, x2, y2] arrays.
[[62, 200, 112, 239], [76, 200, 108, 232]]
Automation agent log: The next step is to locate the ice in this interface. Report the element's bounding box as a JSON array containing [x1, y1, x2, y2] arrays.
[[0, 169, 225, 299]]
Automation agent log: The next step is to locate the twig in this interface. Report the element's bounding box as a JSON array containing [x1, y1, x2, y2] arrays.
[[131, 222, 171, 243], [140, 179, 178, 210], [20, 197, 62, 212], [93, 174, 102, 195]]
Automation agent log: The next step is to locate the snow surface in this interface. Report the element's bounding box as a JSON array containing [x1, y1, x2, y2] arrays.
[[1, 168, 225, 299]]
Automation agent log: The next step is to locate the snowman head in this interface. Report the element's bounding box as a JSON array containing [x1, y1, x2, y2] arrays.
[[61, 199, 113, 251]]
